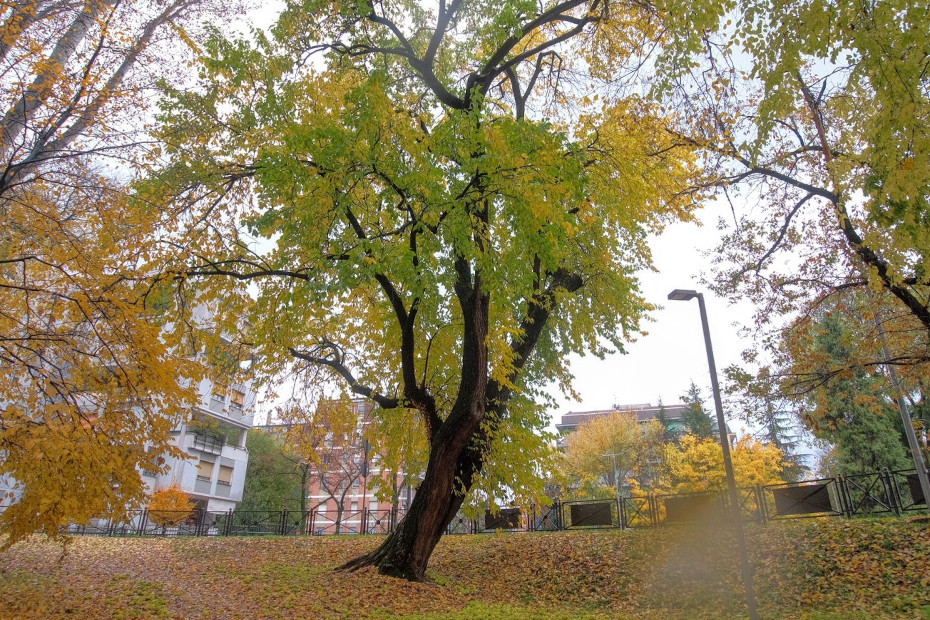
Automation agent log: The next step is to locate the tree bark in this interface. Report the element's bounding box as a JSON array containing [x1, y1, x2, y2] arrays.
[[337, 418, 484, 580]]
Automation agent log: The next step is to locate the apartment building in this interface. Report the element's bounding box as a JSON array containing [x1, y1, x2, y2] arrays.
[[143, 307, 256, 513], [555, 402, 690, 446]]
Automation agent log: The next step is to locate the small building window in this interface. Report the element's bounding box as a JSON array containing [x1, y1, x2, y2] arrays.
[[230, 389, 245, 412], [197, 459, 214, 482]]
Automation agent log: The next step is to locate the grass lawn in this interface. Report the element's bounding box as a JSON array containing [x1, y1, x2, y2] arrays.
[[1, 517, 928, 619]]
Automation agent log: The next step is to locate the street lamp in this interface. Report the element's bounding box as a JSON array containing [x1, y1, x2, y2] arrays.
[[602, 452, 625, 499], [668, 289, 760, 620]]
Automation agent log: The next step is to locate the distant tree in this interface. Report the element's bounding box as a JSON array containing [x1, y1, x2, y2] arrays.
[[724, 366, 811, 481], [278, 399, 371, 534], [147, 484, 194, 528], [238, 431, 304, 513], [561, 412, 665, 498], [681, 382, 715, 440], [654, 399, 681, 443], [663, 435, 786, 493], [792, 312, 911, 477]]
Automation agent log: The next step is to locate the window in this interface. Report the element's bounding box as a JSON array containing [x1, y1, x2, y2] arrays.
[[229, 389, 245, 412], [210, 381, 227, 410], [350, 501, 358, 513], [197, 459, 214, 481], [217, 465, 233, 487], [141, 446, 159, 477], [225, 427, 242, 446], [211, 380, 227, 398]]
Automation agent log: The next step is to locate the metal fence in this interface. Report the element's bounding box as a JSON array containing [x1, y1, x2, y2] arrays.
[[65, 468, 926, 539]]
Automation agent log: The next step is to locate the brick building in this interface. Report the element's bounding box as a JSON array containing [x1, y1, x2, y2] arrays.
[[257, 399, 418, 534]]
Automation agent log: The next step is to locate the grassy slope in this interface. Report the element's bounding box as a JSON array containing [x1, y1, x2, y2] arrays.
[[0, 518, 928, 619]]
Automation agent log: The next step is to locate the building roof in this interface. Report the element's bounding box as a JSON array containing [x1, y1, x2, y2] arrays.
[[555, 403, 690, 433]]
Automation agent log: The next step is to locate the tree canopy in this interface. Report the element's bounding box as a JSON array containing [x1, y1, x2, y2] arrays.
[[663, 434, 786, 493], [654, 0, 930, 477]]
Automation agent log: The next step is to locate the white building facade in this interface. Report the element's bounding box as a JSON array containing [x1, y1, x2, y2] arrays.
[[142, 305, 256, 514], [143, 373, 256, 513]]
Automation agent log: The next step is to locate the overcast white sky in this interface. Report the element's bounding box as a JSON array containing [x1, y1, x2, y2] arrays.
[[547, 199, 756, 430]]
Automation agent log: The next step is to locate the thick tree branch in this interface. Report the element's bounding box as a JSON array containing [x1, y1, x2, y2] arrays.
[[796, 73, 930, 331]]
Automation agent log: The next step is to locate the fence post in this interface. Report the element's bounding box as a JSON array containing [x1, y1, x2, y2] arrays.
[[837, 476, 853, 517], [224, 509, 232, 536], [139, 509, 148, 537], [618, 497, 627, 529], [754, 486, 767, 524], [880, 469, 901, 516], [280, 510, 288, 535], [889, 470, 906, 514]]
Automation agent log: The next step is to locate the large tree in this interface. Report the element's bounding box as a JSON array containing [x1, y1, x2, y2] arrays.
[[0, 0, 239, 547], [150, 0, 702, 580]]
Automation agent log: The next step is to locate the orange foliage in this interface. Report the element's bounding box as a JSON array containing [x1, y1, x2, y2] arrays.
[[147, 484, 195, 527]]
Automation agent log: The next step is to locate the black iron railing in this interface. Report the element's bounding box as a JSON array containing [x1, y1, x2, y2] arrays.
[[57, 468, 927, 539]]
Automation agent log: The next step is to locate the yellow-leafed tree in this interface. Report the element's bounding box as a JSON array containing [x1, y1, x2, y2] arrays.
[[561, 412, 666, 499], [147, 484, 195, 527], [150, 0, 705, 580], [0, 0, 240, 548], [663, 435, 787, 494]]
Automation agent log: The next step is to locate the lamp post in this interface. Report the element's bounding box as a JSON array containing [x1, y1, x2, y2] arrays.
[[602, 452, 624, 499], [668, 289, 760, 620]]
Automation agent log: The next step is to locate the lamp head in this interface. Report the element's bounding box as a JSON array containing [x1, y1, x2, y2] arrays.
[[668, 289, 699, 301]]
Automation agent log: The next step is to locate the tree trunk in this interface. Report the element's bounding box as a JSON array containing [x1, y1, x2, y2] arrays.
[[339, 277, 491, 580], [338, 414, 485, 580]]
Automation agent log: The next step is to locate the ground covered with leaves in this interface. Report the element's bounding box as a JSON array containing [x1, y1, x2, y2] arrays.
[[1, 518, 928, 619]]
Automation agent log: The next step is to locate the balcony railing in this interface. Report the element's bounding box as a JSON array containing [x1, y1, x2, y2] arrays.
[[191, 434, 225, 454]]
